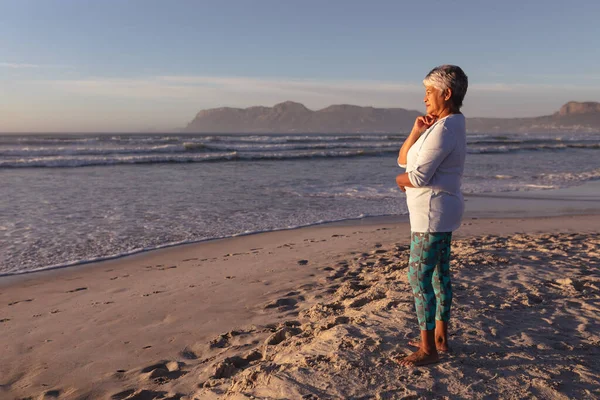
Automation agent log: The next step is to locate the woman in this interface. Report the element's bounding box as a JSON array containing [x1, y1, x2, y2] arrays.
[[395, 65, 468, 366]]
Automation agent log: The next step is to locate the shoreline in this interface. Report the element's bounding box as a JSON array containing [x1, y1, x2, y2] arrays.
[[2, 180, 599, 280]]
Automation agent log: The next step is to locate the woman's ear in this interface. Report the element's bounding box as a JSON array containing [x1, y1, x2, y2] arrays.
[[444, 88, 453, 102]]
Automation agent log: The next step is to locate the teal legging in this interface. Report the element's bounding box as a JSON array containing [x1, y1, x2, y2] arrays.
[[408, 232, 453, 331]]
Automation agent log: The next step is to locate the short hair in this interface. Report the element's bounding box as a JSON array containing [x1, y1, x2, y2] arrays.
[[423, 65, 468, 110]]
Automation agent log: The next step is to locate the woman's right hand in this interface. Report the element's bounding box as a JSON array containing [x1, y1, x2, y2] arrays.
[[398, 114, 438, 167], [412, 114, 438, 136]]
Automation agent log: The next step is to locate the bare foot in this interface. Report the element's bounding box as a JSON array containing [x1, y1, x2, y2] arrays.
[[394, 349, 439, 367], [408, 339, 451, 353]]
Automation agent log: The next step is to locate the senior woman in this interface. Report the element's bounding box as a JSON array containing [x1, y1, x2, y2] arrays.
[[395, 65, 468, 366]]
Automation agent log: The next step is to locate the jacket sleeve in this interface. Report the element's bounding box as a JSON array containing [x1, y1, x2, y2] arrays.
[[407, 123, 455, 188]]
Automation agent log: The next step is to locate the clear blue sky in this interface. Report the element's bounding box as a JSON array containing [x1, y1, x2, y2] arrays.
[[1, 0, 599, 132]]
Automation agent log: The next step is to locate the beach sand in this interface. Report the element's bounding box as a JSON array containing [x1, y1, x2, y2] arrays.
[[1, 214, 599, 399]]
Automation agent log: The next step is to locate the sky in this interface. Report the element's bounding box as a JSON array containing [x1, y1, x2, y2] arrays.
[[1, 0, 599, 132]]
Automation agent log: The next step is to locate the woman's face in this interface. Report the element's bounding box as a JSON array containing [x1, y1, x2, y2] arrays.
[[423, 85, 449, 117]]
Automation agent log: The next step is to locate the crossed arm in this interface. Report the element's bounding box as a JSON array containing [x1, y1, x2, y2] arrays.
[[395, 172, 414, 192], [396, 130, 423, 191], [396, 115, 438, 192], [396, 122, 455, 192]]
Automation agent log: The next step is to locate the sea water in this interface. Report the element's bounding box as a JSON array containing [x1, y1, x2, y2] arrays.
[[1, 132, 599, 275]]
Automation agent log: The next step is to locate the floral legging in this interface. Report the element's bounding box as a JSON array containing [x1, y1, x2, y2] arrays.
[[408, 231, 453, 331]]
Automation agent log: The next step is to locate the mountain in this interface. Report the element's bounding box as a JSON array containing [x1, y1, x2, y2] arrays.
[[467, 101, 600, 133], [183, 101, 421, 133], [183, 101, 600, 133]]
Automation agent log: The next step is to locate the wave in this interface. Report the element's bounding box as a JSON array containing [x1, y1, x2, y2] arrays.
[[533, 168, 600, 183], [463, 168, 600, 194], [2, 132, 599, 168], [469, 143, 600, 154], [205, 134, 398, 143], [199, 141, 399, 152], [0, 148, 398, 168], [0, 137, 106, 146], [0, 135, 182, 146], [3, 141, 600, 168], [3, 140, 599, 159], [0, 144, 189, 157], [278, 185, 400, 200], [182, 142, 207, 151]]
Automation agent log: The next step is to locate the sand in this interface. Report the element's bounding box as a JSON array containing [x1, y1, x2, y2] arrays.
[[1, 214, 599, 399]]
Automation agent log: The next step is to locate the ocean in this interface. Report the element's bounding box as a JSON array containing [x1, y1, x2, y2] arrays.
[[1, 132, 599, 275]]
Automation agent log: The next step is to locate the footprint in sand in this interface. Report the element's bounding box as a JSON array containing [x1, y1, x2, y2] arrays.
[[111, 389, 184, 400], [277, 243, 296, 249], [110, 274, 130, 281], [263, 297, 300, 311], [42, 389, 61, 398], [139, 361, 187, 384], [66, 287, 87, 293], [142, 290, 165, 297], [180, 348, 198, 360], [325, 263, 350, 281], [208, 328, 259, 350], [333, 281, 370, 300], [212, 350, 264, 379], [8, 298, 34, 306], [146, 265, 177, 270], [204, 323, 301, 384], [224, 252, 246, 258]]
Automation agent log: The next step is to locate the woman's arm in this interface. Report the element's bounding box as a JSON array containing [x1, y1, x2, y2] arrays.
[[403, 123, 456, 188], [397, 118, 456, 192], [398, 115, 437, 167], [395, 172, 414, 192]]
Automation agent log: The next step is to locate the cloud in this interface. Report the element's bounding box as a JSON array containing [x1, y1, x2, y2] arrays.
[[0, 62, 73, 69], [6, 74, 600, 131], [26, 75, 428, 113], [0, 62, 41, 68], [470, 82, 600, 92], [35, 75, 423, 101], [33, 75, 600, 102]]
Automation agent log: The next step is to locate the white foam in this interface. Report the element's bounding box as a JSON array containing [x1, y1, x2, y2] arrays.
[[0, 212, 408, 277]]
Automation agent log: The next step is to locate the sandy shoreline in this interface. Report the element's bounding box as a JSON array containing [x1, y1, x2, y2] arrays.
[[1, 213, 600, 399], [5, 180, 600, 280]]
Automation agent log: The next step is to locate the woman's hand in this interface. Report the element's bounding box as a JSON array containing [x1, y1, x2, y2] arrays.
[[412, 114, 438, 136], [398, 115, 438, 168], [396, 173, 411, 192]]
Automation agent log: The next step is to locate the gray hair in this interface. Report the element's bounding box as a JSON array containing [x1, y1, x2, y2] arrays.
[[423, 65, 468, 110]]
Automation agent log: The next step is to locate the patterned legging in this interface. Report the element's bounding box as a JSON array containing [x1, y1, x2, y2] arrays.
[[408, 231, 453, 331]]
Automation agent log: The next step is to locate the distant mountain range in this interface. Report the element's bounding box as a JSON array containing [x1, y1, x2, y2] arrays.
[[183, 101, 600, 134]]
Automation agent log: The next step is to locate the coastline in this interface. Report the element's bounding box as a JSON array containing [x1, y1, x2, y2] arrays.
[[2, 179, 600, 280], [1, 181, 599, 398]]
